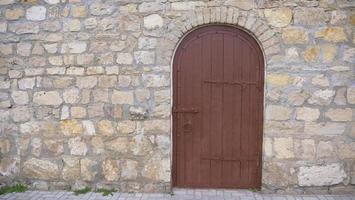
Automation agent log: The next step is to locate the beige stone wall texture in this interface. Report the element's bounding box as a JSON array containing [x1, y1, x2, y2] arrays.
[[0, 0, 354, 194]]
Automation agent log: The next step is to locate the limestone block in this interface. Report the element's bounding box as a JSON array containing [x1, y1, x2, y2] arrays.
[[298, 163, 346, 186], [97, 120, 114, 136], [11, 91, 29, 105], [121, 160, 138, 180], [317, 141, 334, 158], [144, 14, 163, 29], [304, 122, 346, 136], [116, 53, 133, 64], [308, 89, 335, 105], [76, 76, 97, 89], [9, 22, 39, 34], [325, 108, 352, 121], [62, 156, 80, 181], [112, 90, 134, 105], [134, 51, 155, 64], [105, 137, 129, 154], [294, 8, 328, 26], [265, 105, 292, 121], [267, 74, 294, 87], [142, 156, 170, 181], [82, 120, 95, 135], [142, 74, 169, 87], [102, 159, 120, 181], [274, 137, 294, 159], [23, 158, 59, 180], [26, 6, 46, 21], [224, 0, 255, 10], [80, 158, 97, 181], [348, 87, 355, 104], [117, 121, 136, 134], [68, 137, 87, 156], [315, 27, 347, 42], [296, 107, 320, 121], [5, 8, 24, 20], [60, 119, 83, 136], [33, 91, 62, 106], [264, 8, 292, 27]]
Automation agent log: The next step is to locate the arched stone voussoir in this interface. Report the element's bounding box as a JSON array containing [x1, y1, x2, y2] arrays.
[[167, 6, 279, 64]]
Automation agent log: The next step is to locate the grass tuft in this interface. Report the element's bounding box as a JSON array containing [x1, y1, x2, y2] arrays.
[[0, 184, 28, 195], [73, 187, 91, 195], [95, 188, 117, 196]]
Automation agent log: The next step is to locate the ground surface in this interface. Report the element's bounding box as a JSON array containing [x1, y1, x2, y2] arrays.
[[0, 189, 354, 200]]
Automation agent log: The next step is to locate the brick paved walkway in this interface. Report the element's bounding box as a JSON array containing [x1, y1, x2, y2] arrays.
[[0, 189, 354, 200]]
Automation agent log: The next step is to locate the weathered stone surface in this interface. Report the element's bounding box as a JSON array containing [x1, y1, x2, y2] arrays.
[[23, 158, 59, 180], [63, 88, 80, 104], [303, 46, 320, 63], [112, 90, 134, 105], [296, 107, 320, 121], [121, 160, 138, 180], [264, 8, 292, 27], [9, 22, 39, 34], [343, 47, 355, 63], [61, 42, 87, 54], [266, 74, 293, 87], [142, 156, 170, 181], [294, 8, 328, 26], [298, 163, 346, 186], [134, 51, 155, 64], [117, 121, 136, 134], [102, 159, 120, 181], [282, 28, 309, 44], [0, 158, 18, 177], [97, 120, 114, 136], [26, 6, 46, 21], [72, 5, 86, 18], [80, 158, 97, 181], [274, 137, 294, 159], [311, 74, 329, 87], [347, 87, 355, 104], [62, 156, 80, 181], [89, 1, 115, 16], [304, 122, 346, 136], [43, 139, 63, 155], [5, 8, 24, 20], [82, 120, 95, 135], [266, 105, 292, 121], [116, 53, 133, 64], [224, 0, 255, 10], [11, 91, 29, 105], [33, 91, 62, 106], [144, 120, 170, 133], [68, 137, 87, 156], [315, 27, 347, 42], [142, 74, 169, 87], [76, 76, 97, 89], [144, 14, 163, 29], [308, 89, 335, 105], [105, 137, 128, 153], [325, 108, 352, 121], [60, 119, 83, 136], [287, 90, 309, 106], [91, 137, 104, 154], [317, 141, 334, 158]]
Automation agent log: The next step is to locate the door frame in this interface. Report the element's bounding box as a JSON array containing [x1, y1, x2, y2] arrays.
[[170, 24, 266, 189]]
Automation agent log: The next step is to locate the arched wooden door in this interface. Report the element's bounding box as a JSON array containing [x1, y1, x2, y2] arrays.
[[172, 25, 264, 189]]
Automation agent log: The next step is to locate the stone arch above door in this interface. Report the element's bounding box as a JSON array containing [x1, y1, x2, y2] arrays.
[[159, 6, 281, 66]]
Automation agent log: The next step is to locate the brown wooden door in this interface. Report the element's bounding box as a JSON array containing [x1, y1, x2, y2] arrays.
[[172, 25, 264, 189]]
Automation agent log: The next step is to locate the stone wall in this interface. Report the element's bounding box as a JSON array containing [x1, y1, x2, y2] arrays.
[[0, 0, 354, 194]]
